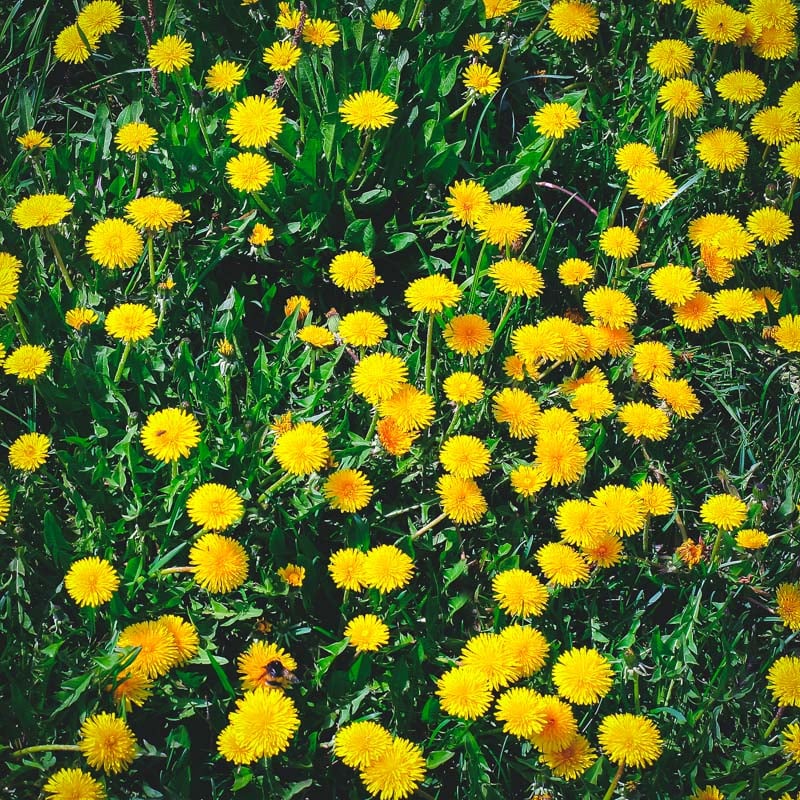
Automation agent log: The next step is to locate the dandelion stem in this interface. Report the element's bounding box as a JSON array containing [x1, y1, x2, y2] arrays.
[[445, 96, 475, 123], [196, 107, 214, 157], [365, 408, 379, 442], [258, 471, 293, 505], [424, 313, 435, 396], [160, 565, 196, 575], [442, 407, 461, 440], [411, 512, 447, 540], [9, 302, 29, 343], [147, 235, 156, 286], [541, 138, 558, 165], [308, 349, 316, 393], [494, 295, 515, 339], [171, 459, 178, 481], [608, 187, 629, 227], [131, 152, 141, 196], [346, 132, 373, 187], [497, 38, 511, 80], [763, 758, 792, 780], [12, 744, 81, 758], [31, 158, 50, 192], [450, 227, 468, 281], [633, 671, 641, 715], [786, 176, 797, 213], [44, 228, 74, 292], [764, 706, 785, 739], [709, 527, 725, 566], [410, 0, 425, 27], [466, 239, 489, 311], [522, 10, 549, 51], [703, 42, 719, 78], [113, 341, 132, 384], [413, 214, 452, 227], [760, 143, 771, 166], [601, 762, 626, 800], [633, 203, 647, 235]]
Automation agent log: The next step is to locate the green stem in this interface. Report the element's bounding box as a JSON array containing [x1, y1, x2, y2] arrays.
[[494, 295, 515, 339], [12, 744, 81, 758], [466, 239, 489, 311], [131, 152, 141, 196], [346, 132, 373, 187], [258, 471, 294, 505], [633, 203, 647, 235], [410, 0, 425, 27], [224, 372, 232, 416], [31, 158, 50, 191], [113, 341, 132, 384], [285, 73, 305, 141], [522, 10, 549, 51], [601, 762, 625, 800], [411, 512, 447, 540], [308, 349, 316, 393], [147, 235, 156, 285], [633, 672, 641, 715], [195, 106, 214, 156], [413, 214, 453, 227], [364, 408, 379, 442], [445, 96, 475, 123], [760, 142, 771, 166], [44, 228, 74, 291], [497, 38, 511, 80], [608, 186, 628, 227], [9, 302, 29, 343], [442, 407, 461, 439], [424, 313, 435, 396], [251, 192, 280, 221], [709, 527, 724, 566], [785, 175, 797, 213], [450, 227, 468, 280], [703, 41, 719, 78], [171, 459, 178, 481], [764, 707, 785, 739], [763, 758, 792, 780], [541, 137, 557, 165]]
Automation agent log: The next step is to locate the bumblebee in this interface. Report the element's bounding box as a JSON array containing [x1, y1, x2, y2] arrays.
[[262, 659, 299, 689]]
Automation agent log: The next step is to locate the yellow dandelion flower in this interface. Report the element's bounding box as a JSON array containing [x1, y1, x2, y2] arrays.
[[9, 432, 50, 472], [344, 614, 390, 652], [274, 421, 329, 475], [140, 407, 200, 462], [3, 344, 51, 380], [12, 194, 73, 228], [363, 544, 414, 593], [324, 469, 373, 512], [148, 35, 193, 73], [65, 556, 119, 607], [44, 768, 106, 800], [226, 152, 274, 192], [598, 713, 662, 768], [474, 202, 532, 247], [443, 371, 485, 405], [548, 1, 599, 41], [340, 90, 397, 130], [205, 60, 245, 93], [700, 494, 748, 530], [552, 647, 614, 704], [463, 63, 501, 95], [536, 542, 589, 586], [78, 713, 136, 774], [263, 40, 301, 71], [492, 568, 548, 616], [360, 738, 426, 800], [328, 548, 368, 590], [446, 180, 491, 226], [647, 39, 694, 77], [437, 474, 487, 524], [54, 24, 99, 64], [334, 721, 392, 768], [405, 274, 461, 313], [302, 18, 340, 47], [227, 95, 285, 147]]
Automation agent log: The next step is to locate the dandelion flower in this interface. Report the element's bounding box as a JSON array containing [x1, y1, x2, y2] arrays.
[[159, 615, 199, 665], [534, 432, 588, 486], [698, 4, 746, 43], [540, 733, 597, 779], [510, 464, 549, 497], [674, 291, 717, 332], [377, 418, 417, 455], [44, 768, 106, 800], [647, 39, 694, 77], [494, 686, 546, 738], [658, 78, 703, 118], [782, 722, 800, 763], [746, 207, 793, 246], [363, 544, 414, 593], [328, 548, 368, 590], [86, 218, 143, 268], [628, 167, 677, 205], [460, 633, 519, 689], [379, 384, 435, 432], [463, 63, 500, 95], [599, 226, 639, 259], [591, 484, 646, 536], [340, 90, 397, 130], [767, 655, 800, 706], [330, 251, 381, 291], [569, 381, 615, 420], [446, 180, 491, 226], [437, 666, 492, 719], [217, 725, 255, 765], [263, 40, 301, 71], [751, 106, 800, 146], [238, 640, 298, 691], [632, 341, 674, 381], [360, 737, 426, 800], [735, 528, 769, 549], [749, 0, 798, 30], [443, 314, 493, 355], [716, 70, 766, 103], [474, 203, 532, 247], [529, 695, 578, 753], [228, 687, 300, 758], [713, 288, 761, 322], [443, 372, 484, 405], [277, 563, 305, 588], [372, 10, 402, 30], [17, 129, 53, 150], [115, 122, 157, 154], [598, 713, 662, 767], [78, 713, 136, 774], [65, 556, 119, 607], [324, 469, 373, 512], [651, 376, 702, 417], [615, 143, 659, 174], [190, 533, 248, 593], [617, 402, 671, 441], [700, 494, 747, 530], [54, 24, 99, 64], [249, 222, 274, 246], [109, 671, 155, 709], [352, 353, 408, 404], [437, 474, 487, 524], [205, 60, 245, 93], [226, 152, 274, 192], [335, 721, 392, 768], [536, 542, 589, 586], [273, 421, 329, 475], [148, 35, 193, 73], [464, 33, 492, 54], [777, 583, 800, 630], [4, 345, 51, 380], [555, 499, 604, 547], [302, 18, 340, 46], [697, 128, 749, 174], [774, 315, 800, 352], [140, 407, 200, 462], [584, 286, 636, 328], [548, 1, 599, 41], [125, 196, 187, 232], [532, 102, 581, 139], [117, 619, 178, 677], [12, 194, 73, 228], [558, 257, 594, 285], [553, 647, 614, 704], [492, 388, 540, 438], [492, 569, 548, 616], [227, 95, 285, 147], [405, 274, 461, 313], [8, 431, 49, 471], [345, 614, 390, 652], [105, 303, 156, 343], [338, 311, 387, 347], [488, 258, 544, 297], [186, 483, 244, 531]]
